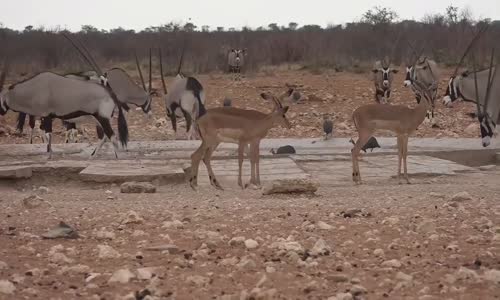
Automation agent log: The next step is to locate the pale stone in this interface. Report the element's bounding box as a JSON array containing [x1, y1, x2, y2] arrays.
[[108, 269, 135, 284]]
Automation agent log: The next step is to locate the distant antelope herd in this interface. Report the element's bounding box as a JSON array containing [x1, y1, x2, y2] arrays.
[[0, 26, 497, 189]]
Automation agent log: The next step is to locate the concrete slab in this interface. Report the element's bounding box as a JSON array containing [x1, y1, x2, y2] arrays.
[[195, 157, 309, 186], [300, 155, 476, 186], [0, 166, 32, 179], [79, 164, 185, 184]]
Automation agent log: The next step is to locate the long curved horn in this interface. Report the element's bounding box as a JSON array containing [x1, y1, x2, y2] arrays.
[[471, 51, 482, 118], [0, 60, 8, 93], [177, 36, 187, 75], [158, 48, 167, 94], [453, 24, 489, 76], [484, 48, 496, 111], [148, 48, 152, 93], [134, 51, 147, 92], [63, 34, 102, 76]]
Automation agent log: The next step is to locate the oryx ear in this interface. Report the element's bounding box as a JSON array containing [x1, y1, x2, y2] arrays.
[[372, 69, 378, 74], [391, 69, 399, 74]]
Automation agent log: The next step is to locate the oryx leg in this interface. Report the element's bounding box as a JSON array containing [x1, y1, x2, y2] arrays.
[[351, 131, 372, 184], [92, 116, 119, 159], [41, 117, 53, 159], [180, 108, 193, 140], [203, 142, 223, 190], [28, 115, 36, 144]]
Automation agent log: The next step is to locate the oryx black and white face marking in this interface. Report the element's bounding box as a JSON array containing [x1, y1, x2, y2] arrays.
[[231, 49, 245, 65], [141, 94, 153, 116], [479, 113, 495, 147], [404, 66, 413, 87], [0, 93, 8, 115], [372, 67, 398, 88], [443, 76, 459, 106]]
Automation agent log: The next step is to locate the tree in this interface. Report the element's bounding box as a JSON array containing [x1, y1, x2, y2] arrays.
[[80, 25, 99, 34], [183, 22, 197, 32], [445, 5, 459, 24], [201, 25, 210, 32], [300, 24, 322, 31], [268, 23, 280, 31], [362, 6, 398, 25], [288, 22, 298, 30], [23, 25, 34, 33], [217, 26, 224, 32]]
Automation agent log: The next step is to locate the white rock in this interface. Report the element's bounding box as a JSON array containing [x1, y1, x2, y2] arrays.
[[121, 211, 144, 225], [270, 239, 304, 254], [94, 228, 115, 240], [108, 269, 135, 284], [162, 220, 184, 229], [262, 178, 319, 195], [244, 239, 259, 249], [396, 271, 413, 282], [97, 245, 121, 259], [382, 216, 400, 225], [266, 266, 276, 273], [136, 267, 158, 280], [228, 236, 246, 246], [317, 221, 334, 230], [350, 285, 367, 296], [331, 293, 353, 300], [0, 280, 16, 294], [310, 238, 331, 256], [483, 269, 500, 283], [0, 261, 7, 270], [429, 192, 445, 199], [48, 252, 73, 265], [237, 257, 257, 270], [373, 248, 385, 257], [451, 191, 472, 202], [381, 259, 402, 268], [185, 275, 209, 287], [464, 123, 478, 135]]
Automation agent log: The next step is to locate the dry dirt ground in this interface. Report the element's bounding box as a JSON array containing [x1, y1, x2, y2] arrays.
[[0, 170, 500, 300], [0, 68, 481, 145]]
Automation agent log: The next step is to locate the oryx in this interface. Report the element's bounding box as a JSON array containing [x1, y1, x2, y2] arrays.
[[372, 59, 398, 104], [228, 48, 246, 81], [159, 48, 206, 140], [0, 34, 129, 158], [442, 26, 498, 147], [17, 50, 155, 144]]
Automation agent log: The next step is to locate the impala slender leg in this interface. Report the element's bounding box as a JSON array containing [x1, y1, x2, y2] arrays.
[[203, 142, 223, 190], [237, 142, 245, 189], [397, 135, 403, 184], [254, 141, 261, 186], [246, 143, 257, 188], [189, 140, 208, 190], [403, 135, 410, 184], [351, 131, 372, 184]]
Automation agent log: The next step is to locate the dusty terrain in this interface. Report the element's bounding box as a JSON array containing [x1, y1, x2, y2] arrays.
[[0, 170, 500, 299], [0, 68, 480, 144], [0, 69, 499, 300]]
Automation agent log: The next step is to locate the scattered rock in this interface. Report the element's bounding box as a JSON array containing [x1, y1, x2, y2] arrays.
[[382, 216, 400, 225], [228, 236, 246, 247], [94, 228, 115, 240], [97, 245, 121, 259], [185, 275, 209, 287], [37, 186, 50, 194], [0, 261, 7, 270], [317, 221, 334, 230], [41, 222, 79, 239], [478, 165, 496, 171], [145, 244, 179, 254], [22, 195, 46, 208], [121, 211, 144, 225], [350, 285, 367, 296], [373, 248, 385, 257], [48, 252, 73, 265], [162, 220, 184, 229], [310, 238, 331, 256], [120, 181, 156, 193], [381, 259, 402, 268], [483, 269, 500, 283], [108, 269, 135, 284], [429, 192, 445, 199], [451, 191, 473, 202], [0, 280, 16, 294], [340, 209, 370, 218], [244, 239, 259, 249], [262, 178, 319, 195], [270, 239, 304, 255], [464, 123, 477, 135], [396, 272, 413, 282], [237, 257, 257, 270], [327, 274, 349, 282], [136, 267, 159, 280]]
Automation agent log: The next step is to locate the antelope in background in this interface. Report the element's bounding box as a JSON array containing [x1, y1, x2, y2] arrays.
[[442, 26, 499, 147], [160, 48, 206, 140], [228, 48, 246, 81], [0, 34, 129, 158], [351, 79, 435, 184], [372, 58, 398, 104], [188, 91, 291, 190]]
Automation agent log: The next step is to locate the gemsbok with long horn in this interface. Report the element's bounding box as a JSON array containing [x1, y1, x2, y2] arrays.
[[351, 79, 435, 184], [372, 58, 398, 104], [159, 47, 206, 140], [0, 34, 129, 158], [188, 91, 291, 191], [17, 50, 155, 145], [228, 48, 246, 81], [442, 25, 498, 147]]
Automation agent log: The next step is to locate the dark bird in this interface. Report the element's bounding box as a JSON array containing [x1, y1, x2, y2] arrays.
[[270, 145, 296, 155], [223, 98, 232, 107], [349, 136, 381, 152], [323, 115, 333, 140]]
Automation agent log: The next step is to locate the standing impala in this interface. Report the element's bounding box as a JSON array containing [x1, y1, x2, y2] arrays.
[[351, 80, 434, 184], [188, 91, 291, 190]]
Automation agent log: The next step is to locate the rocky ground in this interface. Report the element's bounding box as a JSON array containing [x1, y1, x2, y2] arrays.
[[0, 168, 499, 299], [0, 68, 482, 145]]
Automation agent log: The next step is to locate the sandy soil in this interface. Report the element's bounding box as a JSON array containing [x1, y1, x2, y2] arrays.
[[0, 169, 499, 299], [0, 69, 480, 145]]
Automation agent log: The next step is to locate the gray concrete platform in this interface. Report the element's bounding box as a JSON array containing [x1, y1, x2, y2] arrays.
[[0, 165, 32, 179], [79, 163, 185, 184]]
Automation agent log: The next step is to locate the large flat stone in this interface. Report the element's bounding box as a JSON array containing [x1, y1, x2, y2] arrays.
[[0, 166, 32, 179], [80, 164, 185, 184]]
